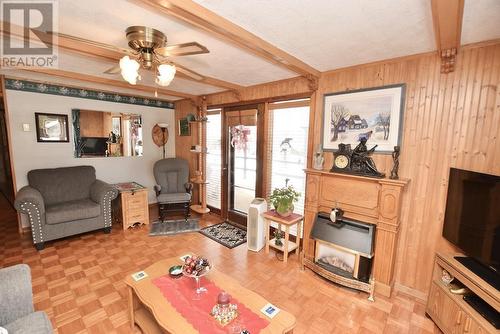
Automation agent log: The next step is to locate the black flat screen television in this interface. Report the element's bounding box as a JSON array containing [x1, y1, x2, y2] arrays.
[[81, 137, 107, 156], [442, 168, 500, 288]]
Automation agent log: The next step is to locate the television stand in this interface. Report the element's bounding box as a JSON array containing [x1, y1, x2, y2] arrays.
[[454, 256, 500, 291], [426, 253, 500, 334]]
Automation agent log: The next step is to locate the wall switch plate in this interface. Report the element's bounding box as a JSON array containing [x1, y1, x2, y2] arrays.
[[22, 123, 30, 132]]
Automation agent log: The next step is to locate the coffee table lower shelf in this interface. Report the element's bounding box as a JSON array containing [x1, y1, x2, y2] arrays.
[[135, 306, 163, 334]]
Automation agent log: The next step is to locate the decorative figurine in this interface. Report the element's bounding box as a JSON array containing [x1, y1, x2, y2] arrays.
[[350, 138, 385, 178], [274, 229, 283, 246], [390, 146, 400, 179], [313, 145, 324, 170], [211, 291, 238, 325]]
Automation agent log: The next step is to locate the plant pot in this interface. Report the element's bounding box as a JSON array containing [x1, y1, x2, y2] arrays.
[[275, 203, 294, 217]]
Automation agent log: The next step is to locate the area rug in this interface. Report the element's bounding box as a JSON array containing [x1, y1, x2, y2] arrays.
[[199, 222, 247, 249], [149, 219, 200, 236]]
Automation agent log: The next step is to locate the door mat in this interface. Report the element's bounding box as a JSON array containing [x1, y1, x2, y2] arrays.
[[149, 219, 200, 236], [199, 222, 247, 249]]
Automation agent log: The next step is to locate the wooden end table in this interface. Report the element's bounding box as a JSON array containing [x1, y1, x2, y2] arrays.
[[113, 182, 149, 230], [124, 257, 296, 333], [262, 210, 304, 263]]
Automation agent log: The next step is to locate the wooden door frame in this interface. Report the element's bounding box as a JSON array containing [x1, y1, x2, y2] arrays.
[[0, 76, 20, 232], [221, 103, 264, 226]]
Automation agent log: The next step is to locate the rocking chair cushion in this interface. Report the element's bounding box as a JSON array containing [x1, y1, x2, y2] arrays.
[[157, 192, 191, 204]]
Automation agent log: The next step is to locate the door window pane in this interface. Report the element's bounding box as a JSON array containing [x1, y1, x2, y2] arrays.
[[231, 125, 257, 214]]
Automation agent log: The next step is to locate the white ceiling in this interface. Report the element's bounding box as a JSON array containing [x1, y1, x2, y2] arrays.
[[193, 0, 437, 71], [3, 0, 499, 99], [461, 0, 500, 45]]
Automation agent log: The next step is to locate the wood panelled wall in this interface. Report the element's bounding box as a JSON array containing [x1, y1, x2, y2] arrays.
[[175, 99, 200, 202], [175, 42, 500, 297]]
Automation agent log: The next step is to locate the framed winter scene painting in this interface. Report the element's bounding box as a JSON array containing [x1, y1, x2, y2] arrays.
[[322, 84, 405, 153]]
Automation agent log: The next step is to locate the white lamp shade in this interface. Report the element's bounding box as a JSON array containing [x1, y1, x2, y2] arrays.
[[119, 56, 140, 85], [156, 64, 176, 86], [157, 123, 169, 128]]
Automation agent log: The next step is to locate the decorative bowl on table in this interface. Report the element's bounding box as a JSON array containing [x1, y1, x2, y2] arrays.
[[169, 265, 183, 278], [181, 255, 211, 297]]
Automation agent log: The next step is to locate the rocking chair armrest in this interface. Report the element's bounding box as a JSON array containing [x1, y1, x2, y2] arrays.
[[154, 185, 161, 196], [184, 182, 193, 194]]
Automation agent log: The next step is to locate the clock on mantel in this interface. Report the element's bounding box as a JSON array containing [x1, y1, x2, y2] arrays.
[[330, 140, 385, 178]]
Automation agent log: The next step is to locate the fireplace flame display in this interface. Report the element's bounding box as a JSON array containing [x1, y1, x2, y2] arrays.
[[311, 212, 375, 282], [318, 256, 353, 274]]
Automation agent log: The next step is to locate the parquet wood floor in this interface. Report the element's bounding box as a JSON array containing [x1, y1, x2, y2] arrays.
[[0, 194, 439, 334]]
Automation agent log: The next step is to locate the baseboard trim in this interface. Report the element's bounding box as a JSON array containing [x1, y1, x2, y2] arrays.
[[394, 282, 428, 302]]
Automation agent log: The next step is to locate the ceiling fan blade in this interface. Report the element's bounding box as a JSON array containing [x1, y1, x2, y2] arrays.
[[156, 42, 209, 57], [103, 65, 121, 74], [47, 31, 134, 56]]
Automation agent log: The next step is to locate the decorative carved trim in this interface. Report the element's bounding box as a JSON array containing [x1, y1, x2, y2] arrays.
[[440, 48, 457, 73], [230, 90, 242, 101], [305, 74, 319, 91]]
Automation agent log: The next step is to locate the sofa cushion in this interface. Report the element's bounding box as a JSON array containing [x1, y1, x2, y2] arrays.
[[157, 192, 191, 204], [4, 311, 52, 334], [28, 166, 96, 206], [46, 199, 101, 225]]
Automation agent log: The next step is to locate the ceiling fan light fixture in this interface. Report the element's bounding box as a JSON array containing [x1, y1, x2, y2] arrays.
[[119, 56, 140, 85], [156, 63, 176, 86]]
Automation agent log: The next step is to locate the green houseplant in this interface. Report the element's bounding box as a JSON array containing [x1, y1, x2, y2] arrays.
[[269, 179, 301, 217]]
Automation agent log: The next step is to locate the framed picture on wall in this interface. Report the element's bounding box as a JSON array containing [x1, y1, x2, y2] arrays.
[[35, 112, 70, 143], [178, 117, 191, 136], [322, 84, 405, 153]]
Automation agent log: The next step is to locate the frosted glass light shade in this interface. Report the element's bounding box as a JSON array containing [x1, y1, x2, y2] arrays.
[[119, 56, 140, 85], [156, 64, 176, 86]]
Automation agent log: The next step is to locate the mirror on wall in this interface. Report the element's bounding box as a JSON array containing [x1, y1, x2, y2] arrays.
[[72, 109, 143, 158]]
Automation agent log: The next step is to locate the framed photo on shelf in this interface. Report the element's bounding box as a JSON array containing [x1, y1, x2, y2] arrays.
[[322, 84, 405, 153], [178, 117, 191, 136], [35, 112, 70, 143]]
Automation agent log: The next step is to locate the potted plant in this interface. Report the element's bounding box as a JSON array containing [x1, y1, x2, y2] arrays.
[[269, 179, 301, 217]]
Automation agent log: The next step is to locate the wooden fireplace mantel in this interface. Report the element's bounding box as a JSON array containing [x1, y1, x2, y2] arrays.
[[303, 168, 409, 297]]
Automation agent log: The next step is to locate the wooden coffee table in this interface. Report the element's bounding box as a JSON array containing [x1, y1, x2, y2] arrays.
[[125, 257, 296, 334]]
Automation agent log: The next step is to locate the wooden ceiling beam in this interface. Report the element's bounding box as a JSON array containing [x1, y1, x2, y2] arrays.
[[138, 0, 321, 79], [0, 21, 242, 91], [431, 0, 465, 73], [23, 68, 197, 99]]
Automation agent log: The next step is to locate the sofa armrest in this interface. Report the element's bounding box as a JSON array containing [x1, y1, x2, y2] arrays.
[[14, 186, 45, 215], [14, 186, 46, 245], [90, 180, 118, 229], [154, 185, 161, 196], [90, 180, 118, 204], [0, 264, 34, 326]]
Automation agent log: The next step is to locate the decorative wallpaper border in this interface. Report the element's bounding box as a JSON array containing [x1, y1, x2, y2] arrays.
[[5, 78, 175, 109]]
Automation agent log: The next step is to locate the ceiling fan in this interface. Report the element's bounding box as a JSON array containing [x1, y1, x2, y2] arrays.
[[50, 26, 209, 87]]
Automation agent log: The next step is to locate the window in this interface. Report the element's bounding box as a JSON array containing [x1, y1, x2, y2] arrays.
[[269, 102, 310, 216], [206, 112, 221, 209]]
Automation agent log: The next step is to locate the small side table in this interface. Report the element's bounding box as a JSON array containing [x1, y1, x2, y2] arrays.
[[262, 210, 304, 263], [113, 182, 149, 230]]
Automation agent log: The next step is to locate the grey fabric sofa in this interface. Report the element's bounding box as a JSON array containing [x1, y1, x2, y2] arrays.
[[14, 166, 118, 250], [0, 264, 53, 334], [154, 158, 192, 221]]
